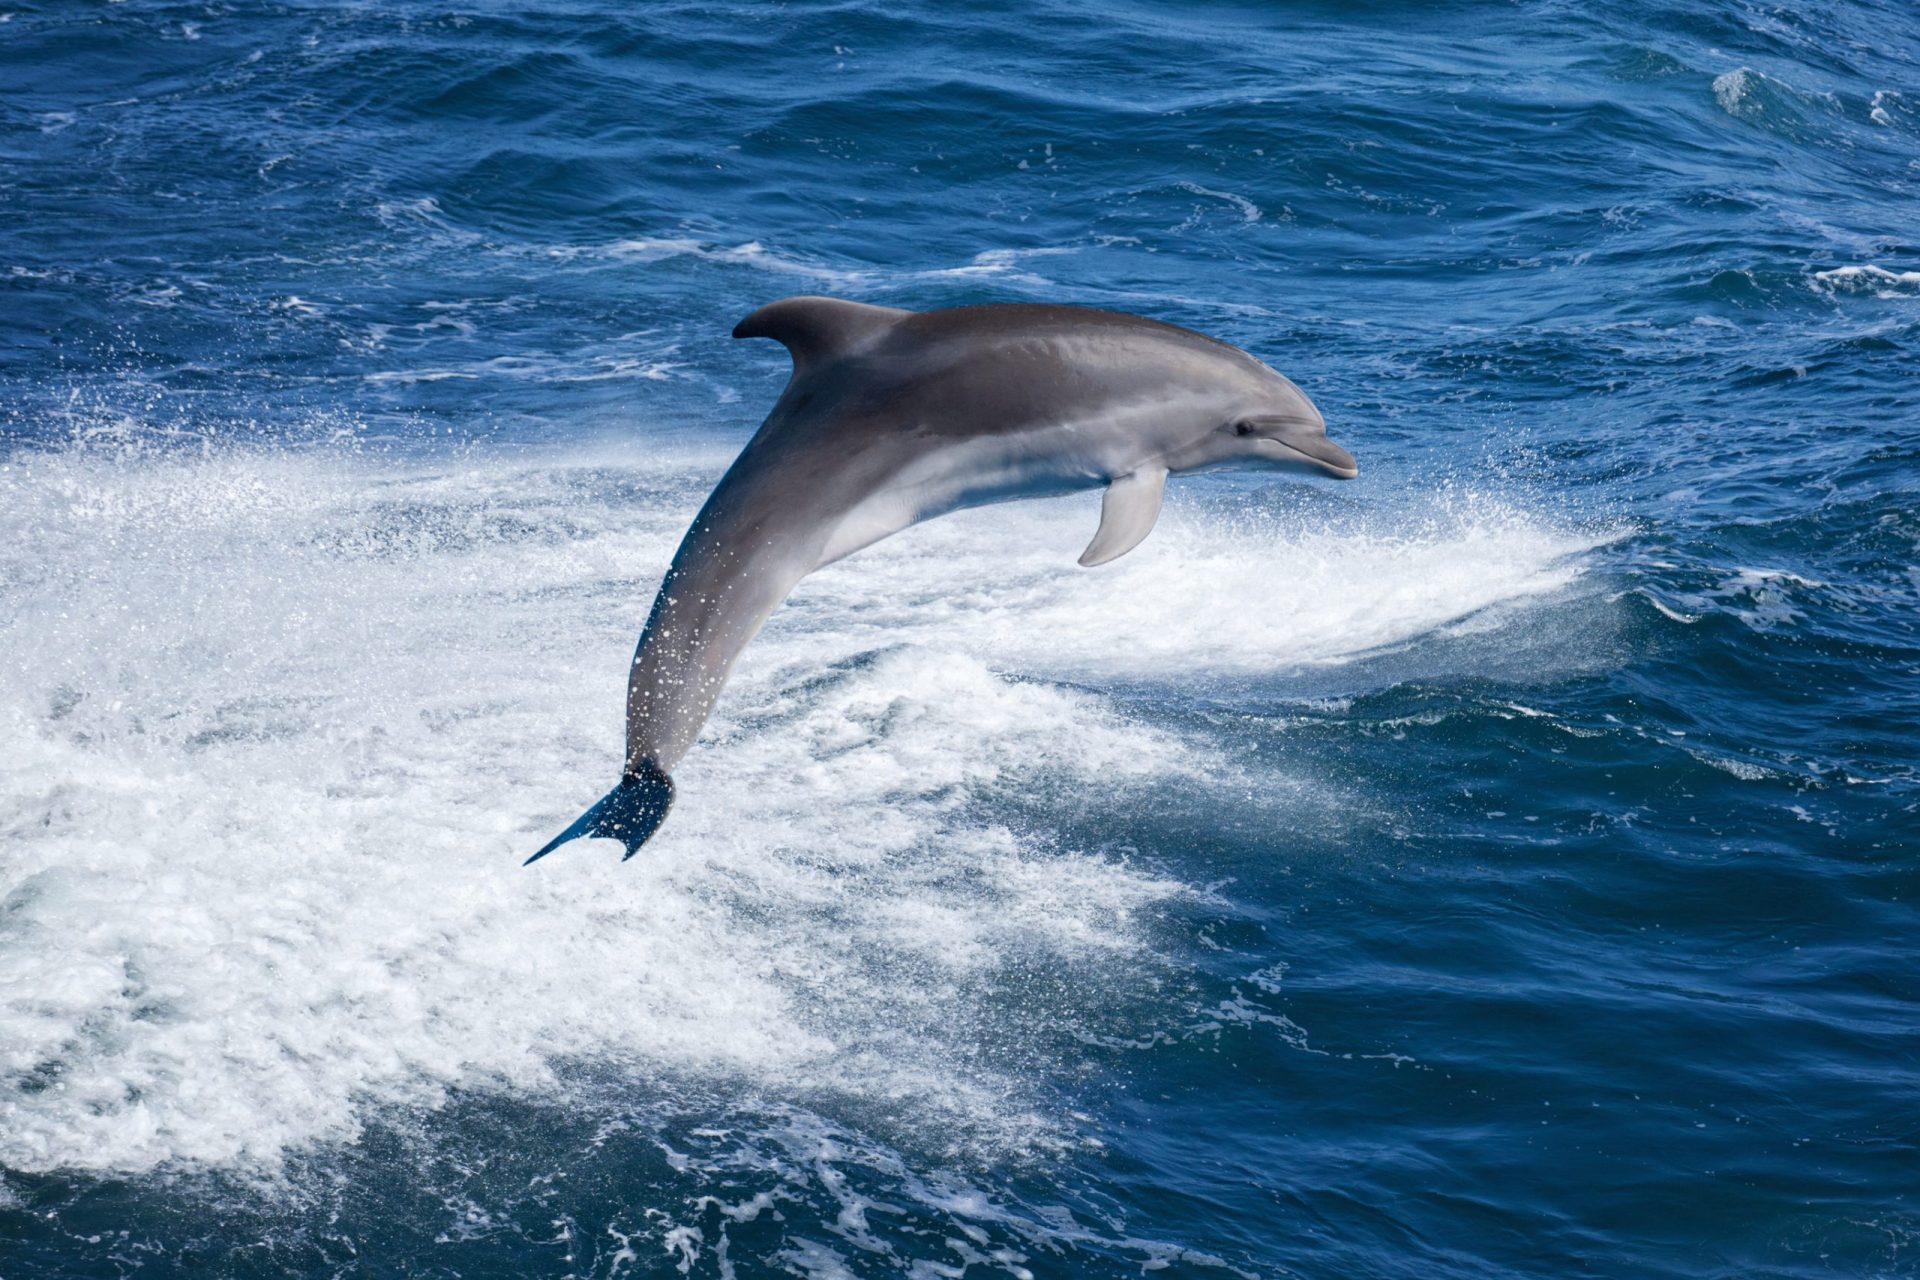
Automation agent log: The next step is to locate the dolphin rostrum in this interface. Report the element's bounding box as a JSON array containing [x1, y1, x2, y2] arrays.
[[526, 296, 1357, 863]]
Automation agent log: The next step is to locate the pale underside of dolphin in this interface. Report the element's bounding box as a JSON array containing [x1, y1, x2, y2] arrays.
[[526, 296, 1358, 864]]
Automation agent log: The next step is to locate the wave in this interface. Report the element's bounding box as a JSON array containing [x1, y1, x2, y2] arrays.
[[1810, 264, 1920, 298]]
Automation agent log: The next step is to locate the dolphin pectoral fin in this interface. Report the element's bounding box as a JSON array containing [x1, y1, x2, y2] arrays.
[[1079, 468, 1167, 568], [524, 763, 676, 865]]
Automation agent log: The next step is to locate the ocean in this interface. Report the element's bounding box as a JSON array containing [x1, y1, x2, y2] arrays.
[[2, 2, 1916, 1276]]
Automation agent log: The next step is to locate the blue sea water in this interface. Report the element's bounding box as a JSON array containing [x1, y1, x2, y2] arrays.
[[2, 1, 1917, 1276]]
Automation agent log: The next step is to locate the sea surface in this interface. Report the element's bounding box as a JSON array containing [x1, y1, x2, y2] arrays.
[[2, 2, 1917, 1276]]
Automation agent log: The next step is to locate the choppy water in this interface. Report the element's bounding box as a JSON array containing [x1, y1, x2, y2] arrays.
[[3, 2, 1917, 1276]]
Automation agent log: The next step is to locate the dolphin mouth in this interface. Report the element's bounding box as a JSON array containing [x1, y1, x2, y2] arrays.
[[1274, 435, 1359, 479]]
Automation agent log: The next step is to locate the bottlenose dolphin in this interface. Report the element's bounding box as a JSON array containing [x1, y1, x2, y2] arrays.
[[527, 296, 1357, 863]]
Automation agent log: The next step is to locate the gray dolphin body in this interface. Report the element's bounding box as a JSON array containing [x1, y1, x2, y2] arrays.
[[528, 296, 1357, 863]]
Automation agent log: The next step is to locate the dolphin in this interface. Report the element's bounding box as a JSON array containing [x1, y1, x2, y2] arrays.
[[527, 296, 1357, 864]]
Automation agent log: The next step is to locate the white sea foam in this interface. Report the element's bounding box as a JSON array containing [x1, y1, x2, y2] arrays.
[[1870, 90, 1908, 129], [1174, 181, 1262, 225], [1711, 69, 1756, 117], [911, 246, 1083, 287], [784, 487, 1603, 679], [591, 236, 870, 287], [1666, 566, 1819, 632], [1711, 66, 1817, 128], [363, 353, 680, 385], [545, 237, 1083, 291], [0, 441, 1604, 1176], [1811, 264, 1920, 299]]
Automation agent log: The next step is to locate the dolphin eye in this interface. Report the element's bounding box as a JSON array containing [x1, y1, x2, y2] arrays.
[[1232, 419, 1257, 437]]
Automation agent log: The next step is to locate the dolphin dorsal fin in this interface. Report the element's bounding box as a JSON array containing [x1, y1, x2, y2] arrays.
[[1079, 467, 1167, 567], [732, 296, 909, 375]]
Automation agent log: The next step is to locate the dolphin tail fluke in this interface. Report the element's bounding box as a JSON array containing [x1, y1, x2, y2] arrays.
[[524, 763, 675, 865]]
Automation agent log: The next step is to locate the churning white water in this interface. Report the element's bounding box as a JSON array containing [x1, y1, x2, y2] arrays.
[[0, 438, 1606, 1176]]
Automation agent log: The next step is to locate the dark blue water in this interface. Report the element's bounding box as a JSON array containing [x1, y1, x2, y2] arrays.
[[3, 2, 1917, 1277]]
